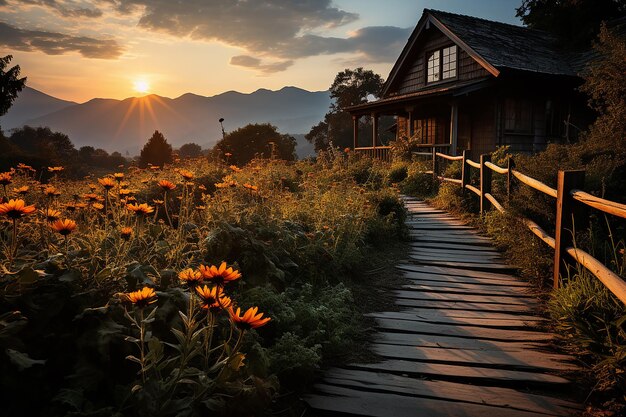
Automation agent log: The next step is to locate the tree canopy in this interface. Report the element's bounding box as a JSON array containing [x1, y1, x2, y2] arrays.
[[306, 68, 384, 151], [139, 130, 173, 168], [214, 123, 296, 166], [516, 0, 626, 49], [0, 55, 26, 120], [178, 142, 203, 158]]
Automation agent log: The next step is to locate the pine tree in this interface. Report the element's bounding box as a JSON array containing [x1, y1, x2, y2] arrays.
[[139, 130, 173, 168]]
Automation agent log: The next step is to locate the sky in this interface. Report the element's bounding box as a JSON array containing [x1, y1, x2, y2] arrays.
[[0, 0, 523, 103]]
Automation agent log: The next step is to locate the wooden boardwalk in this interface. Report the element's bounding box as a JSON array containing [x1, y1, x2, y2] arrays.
[[304, 197, 581, 417]]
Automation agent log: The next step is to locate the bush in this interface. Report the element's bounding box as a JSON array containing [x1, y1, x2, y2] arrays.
[[387, 164, 408, 184]]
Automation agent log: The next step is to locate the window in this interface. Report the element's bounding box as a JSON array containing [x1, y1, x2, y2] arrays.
[[427, 45, 457, 83], [414, 118, 447, 143], [504, 98, 533, 133]]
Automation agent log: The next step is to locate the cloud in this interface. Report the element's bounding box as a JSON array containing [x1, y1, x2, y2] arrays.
[[0, 21, 123, 58], [10, 0, 103, 18], [230, 55, 294, 74]]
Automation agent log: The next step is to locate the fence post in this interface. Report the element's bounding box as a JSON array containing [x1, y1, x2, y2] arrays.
[[461, 150, 468, 196], [507, 156, 515, 203], [479, 154, 491, 215], [432, 147, 438, 180], [553, 170, 586, 289]]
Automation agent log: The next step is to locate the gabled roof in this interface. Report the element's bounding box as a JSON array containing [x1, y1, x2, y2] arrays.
[[382, 9, 579, 97]]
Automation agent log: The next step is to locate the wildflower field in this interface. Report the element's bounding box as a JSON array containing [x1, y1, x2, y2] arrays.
[[0, 152, 406, 417]]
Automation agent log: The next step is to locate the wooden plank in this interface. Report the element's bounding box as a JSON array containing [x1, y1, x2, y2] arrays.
[[370, 344, 577, 372], [410, 246, 501, 256], [398, 270, 530, 288], [408, 257, 516, 272], [376, 331, 549, 351], [374, 318, 551, 342], [394, 290, 535, 306], [320, 369, 580, 416], [400, 285, 532, 299], [409, 253, 504, 264], [395, 298, 535, 313], [386, 308, 543, 322], [306, 385, 549, 417], [397, 263, 523, 281], [351, 360, 572, 386], [367, 311, 542, 327], [409, 241, 503, 252]]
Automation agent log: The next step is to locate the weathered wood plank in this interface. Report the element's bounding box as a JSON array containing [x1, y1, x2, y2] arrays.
[[306, 385, 552, 417], [385, 308, 543, 322], [351, 359, 572, 386], [395, 298, 535, 312], [397, 263, 524, 281], [400, 283, 532, 297], [319, 369, 580, 416], [409, 253, 505, 264], [376, 331, 549, 351], [374, 318, 551, 341], [408, 257, 516, 272], [367, 311, 542, 327], [394, 290, 535, 306], [409, 241, 503, 252], [370, 344, 577, 372], [398, 269, 530, 287], [410, 246, 502, 256]]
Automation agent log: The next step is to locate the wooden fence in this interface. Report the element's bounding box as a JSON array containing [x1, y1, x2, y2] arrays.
[[354, 146, 392, 162], [428, 148, 626, 304]]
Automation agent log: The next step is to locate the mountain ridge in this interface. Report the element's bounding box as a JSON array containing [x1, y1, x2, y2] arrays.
[[1, 86, 327, 157]]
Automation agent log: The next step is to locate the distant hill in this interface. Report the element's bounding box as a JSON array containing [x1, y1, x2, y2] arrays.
[[1, 87, 77, 130], [1, 86, 329, 157]]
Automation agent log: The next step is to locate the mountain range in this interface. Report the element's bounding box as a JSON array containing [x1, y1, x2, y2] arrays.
[[0, 86, 330, 157]]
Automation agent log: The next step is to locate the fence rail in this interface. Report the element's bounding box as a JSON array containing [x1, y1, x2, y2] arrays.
[[354, 146, 392, 162], [428, 149, 626, 305]]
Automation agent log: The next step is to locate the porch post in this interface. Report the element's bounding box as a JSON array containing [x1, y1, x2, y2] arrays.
[[407, 107, 414, 137], [450, 102, 458, 156], [352, 115, 359, 149], [371, 112, 379, 147]]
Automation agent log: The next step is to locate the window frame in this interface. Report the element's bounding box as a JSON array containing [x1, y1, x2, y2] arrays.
[[425, 44, 458, 85]]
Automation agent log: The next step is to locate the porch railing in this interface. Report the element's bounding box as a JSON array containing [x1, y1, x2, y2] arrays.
[[354, 146, 392, 162]]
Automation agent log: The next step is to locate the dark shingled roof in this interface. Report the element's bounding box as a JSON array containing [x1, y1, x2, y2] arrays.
[[427, 9, 578, 76]]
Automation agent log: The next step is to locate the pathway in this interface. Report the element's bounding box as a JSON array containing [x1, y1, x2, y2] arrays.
[[304, 197, 581, 417]]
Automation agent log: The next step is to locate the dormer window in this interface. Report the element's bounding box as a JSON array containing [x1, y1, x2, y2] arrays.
[[426, 45, 457, 83]]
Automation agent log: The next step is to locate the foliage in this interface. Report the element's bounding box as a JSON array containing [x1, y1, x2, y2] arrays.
[[178, 143, 203, 159], [213, 123, 295, 166], [0, 55, 26, 119], [516, 0, 626, 49], [387, 163, 408, 184], [306, 68, 384, 151], [398, 160, 438, 198], [0, 154, 406, 415], [139, 130, 174, 168]]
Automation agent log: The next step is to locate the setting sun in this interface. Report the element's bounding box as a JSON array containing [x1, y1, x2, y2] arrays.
[[133, 79, 150, 94]]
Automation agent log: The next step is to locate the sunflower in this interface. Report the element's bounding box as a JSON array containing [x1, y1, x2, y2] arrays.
[[92, 202, 105, 211], [198, 262, 241, 286], [13, 186, 29, 195], [0, 199, 36, 219], [113, 172, 125, 181], [41, 208, 61, 222], [178, 268, 203, 287], [120, 226, 133, 241], [0, 172, 12, 186], [195, 285, 225, 310], [98, 177, 116, 190], [126, 287, 157, 308], [229, 307, 270, 330], [126, 203, 154, 216], [119, 188, 132, 196], [179, 169, 194, 180], [44, 186, 61, 197], [51, 219, 77, 235], [158, 180, 176, 191]]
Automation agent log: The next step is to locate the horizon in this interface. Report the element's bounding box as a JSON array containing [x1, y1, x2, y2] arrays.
[[1, 0, 523, 102]]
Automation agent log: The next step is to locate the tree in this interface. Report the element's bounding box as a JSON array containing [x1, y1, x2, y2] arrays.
[[10, 126, 77, 163], [516, 0, 626, 49], [214, 123, 296, 166], [306, 68, 384, 151], [0, 55, 26, 119], [178, 142, 203, 158], [139, 130, 173, 168]]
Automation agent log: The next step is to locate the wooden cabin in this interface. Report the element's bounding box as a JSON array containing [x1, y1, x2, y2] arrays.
[[348, 9, 590, 157]]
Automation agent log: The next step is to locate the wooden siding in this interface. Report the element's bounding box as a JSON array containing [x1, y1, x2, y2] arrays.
[[388, 26, 490, 97], [469, 98, 497, 156]]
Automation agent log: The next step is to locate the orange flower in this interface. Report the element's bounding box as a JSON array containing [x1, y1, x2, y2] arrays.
[[215, 179, 237, 189], [98, 177, 116, 190], [178, 268, 203, 287], [195, 205, 206, 211], [83, 193, 99, 202], [126, 287, 157, 308], [44, 186, 61, 197], [113, 172, 125, 181], [126, 203, 154, 216], [47, 166, 64, 172], [17, 163, 33, 171], [230, 307, 270, 330], [41, 208, 61, 222], [51, 219, 77, 235], [92, 202, 104, 211], [229, 165, 242, 173], [179, 169, 194, 180], [0, 199, 36, 219], [195, 285, 223, 310], [65, 203, 77, 212], [0, 172, 12, 186], [198, 262, 241, 286], [152, 199, 164, 205], [13, 186, 29, 195], [243, 183, 258, 192], [158, 180, 176, 191], [120, 226, 133, 241]]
